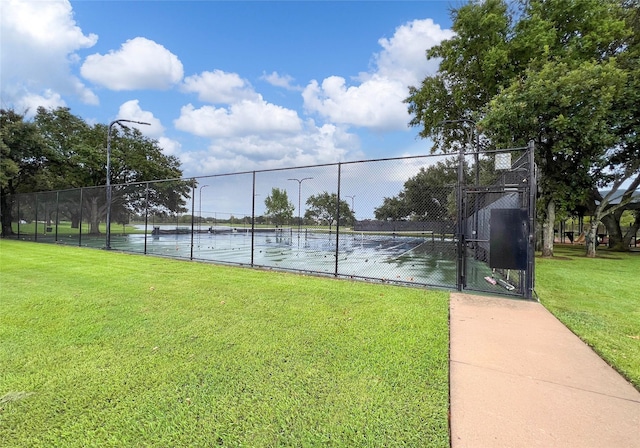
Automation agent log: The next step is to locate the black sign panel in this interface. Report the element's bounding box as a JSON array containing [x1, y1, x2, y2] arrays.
[[490, 209, 528, 270]]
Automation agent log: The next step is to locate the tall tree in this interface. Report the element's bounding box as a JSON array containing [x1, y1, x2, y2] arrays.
[[406, 0, 631, 257], [595, 0, 640, 251], [405, 0, 514, 152], [264, 187, 294, 226], [374, 157, 499, 222], [375, 159, 463, 221], [583, 170, 640, 256], [1, 107, 186, 236], [32, 107, 98, 229], [0, 109, 46, 236], [33, 107, 95, 189], [483, 58, 627, 256], [374, 195, 410, 221], [304, 192, 354, 231]]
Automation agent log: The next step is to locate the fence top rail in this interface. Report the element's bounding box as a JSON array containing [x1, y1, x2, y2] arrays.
[[189, 152, 452, 180], [128, 145, 531, 188], [474, 146, 529, 155], [7, 145, 531, 197]]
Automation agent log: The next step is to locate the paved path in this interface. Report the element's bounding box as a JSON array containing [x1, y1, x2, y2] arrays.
[[449, 293, 640, 448]]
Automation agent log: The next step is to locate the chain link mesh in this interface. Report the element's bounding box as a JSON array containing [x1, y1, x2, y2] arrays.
[[4, 149, 534, 296]]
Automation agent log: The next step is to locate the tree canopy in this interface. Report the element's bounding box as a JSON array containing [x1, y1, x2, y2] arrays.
[[375, 159, 461, 221], [304, 192, 355, 230], [264, 187, 295, 226], [405, 0, 639, 256], [0, 107, 186, 236]]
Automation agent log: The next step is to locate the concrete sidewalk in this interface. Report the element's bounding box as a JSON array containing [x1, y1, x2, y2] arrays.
[[449, 293, 640, 448]]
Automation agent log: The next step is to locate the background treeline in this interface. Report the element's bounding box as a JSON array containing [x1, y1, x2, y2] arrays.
[[0, 107, 185, 236]]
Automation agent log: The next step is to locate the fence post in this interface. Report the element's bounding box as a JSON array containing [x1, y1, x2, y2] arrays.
[[35, 193, 39, 242], [144, 182, 149, 255], [456, 144, 465, 291], [55, 191, 60, 242], [79, 188, 83, 247], [16, 196, 20, 237], [526, 140, 536, 299], [335, 163, 342, 277], [251, 171, 256, 267], [190, 182, 195, 260]]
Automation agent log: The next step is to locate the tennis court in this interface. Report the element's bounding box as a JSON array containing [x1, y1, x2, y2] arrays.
[[5, 146, 536, 297], [104, 227, 460, 288]]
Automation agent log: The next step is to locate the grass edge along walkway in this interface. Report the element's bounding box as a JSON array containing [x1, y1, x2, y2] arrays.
[[536, 244, 640, 391], [0, 240, 449, 447]]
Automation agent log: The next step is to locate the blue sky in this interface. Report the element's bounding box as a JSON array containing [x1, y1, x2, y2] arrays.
[[1, 0, 455, 179]]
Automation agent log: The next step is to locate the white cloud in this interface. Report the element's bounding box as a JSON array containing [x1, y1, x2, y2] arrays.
[[372, 18, 452, 87], [81, 37, 184, 90], [181, 121, 361, 176], [302, 75, 409, 131], [175, 70, 362, 175], [1, 0, 96, 50], [14, 90, 67, 118], [302, 18, 453, 132], [115, 100, 183, 158], [157, 137, 182, 157], [175, 99, 303, 138], [0, 0, 99, 107], [261, 71, 301, 91], [175, 68, 361, 175], [182, 70, 259, 104], [174, 18, 451, 177], [117, 100, 164, 137]]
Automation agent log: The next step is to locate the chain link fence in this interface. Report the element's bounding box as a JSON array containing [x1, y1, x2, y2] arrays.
[[462, 145, 536, 297], [3, 148, 535, 297]]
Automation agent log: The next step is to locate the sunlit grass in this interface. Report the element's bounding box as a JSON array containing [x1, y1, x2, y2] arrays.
[[11, 221, 141, 236], [0, 240, 449, 447], [536, 244, 640, 389]]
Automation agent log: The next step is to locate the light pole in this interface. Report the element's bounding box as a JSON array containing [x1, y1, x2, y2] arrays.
[[288, 177, 313, 232], [346, 195, 355, 213], [199, 185, 209, 234], [105, 119, 150, 249]]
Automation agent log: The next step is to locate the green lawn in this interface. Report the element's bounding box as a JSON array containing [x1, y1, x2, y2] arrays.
[[0, 240, 449, 447], [12, 221, 142, 236], [3, 238, 637, 447], [536, 244, 640, 389]]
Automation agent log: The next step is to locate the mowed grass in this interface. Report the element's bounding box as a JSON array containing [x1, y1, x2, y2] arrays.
[[536, 245, 640, 389], [0, 240, 449, 447], [11, 221, 141, 236]]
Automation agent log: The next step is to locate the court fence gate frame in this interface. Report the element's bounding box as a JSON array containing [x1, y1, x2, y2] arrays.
[[458, 141, 537, 299], [3, 143, 537, 299]]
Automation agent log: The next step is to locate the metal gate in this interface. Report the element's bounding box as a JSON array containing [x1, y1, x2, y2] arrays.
[[457, 141, 536, 298]]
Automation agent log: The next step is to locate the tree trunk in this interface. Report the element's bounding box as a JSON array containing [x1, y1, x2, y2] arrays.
[[602, 209, 640, 252], [535, 217, 543, 251], [0, 193, 14, 237], [542, 199, 555, 257], [602, 212, 624, 250], [622, 211, 640, 249], [586, 220, 599, 257]]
